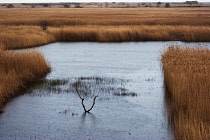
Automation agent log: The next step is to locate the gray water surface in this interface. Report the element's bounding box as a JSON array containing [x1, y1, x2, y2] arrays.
[[1, 42, 209, 140]]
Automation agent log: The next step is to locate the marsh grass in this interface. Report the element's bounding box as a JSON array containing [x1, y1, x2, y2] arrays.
[[162, 45, 210, 140], [1, 8, 210, 26], [0, 25, 56, 50], [1, 25, 210, 50], [43, 79, 69, 87], [31, 79, 70, 94], [0, 50, 51, 112], [69, 77, 135, 99], [51, 25, 210, 42], [25, 77, 135, 98], [0, 8, 210, 50]]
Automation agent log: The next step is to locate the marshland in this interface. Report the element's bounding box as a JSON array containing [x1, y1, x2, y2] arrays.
[[0, 5, 210, 140]]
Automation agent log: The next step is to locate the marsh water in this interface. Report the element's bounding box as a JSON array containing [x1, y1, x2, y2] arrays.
[[0, 42, 210, 140]]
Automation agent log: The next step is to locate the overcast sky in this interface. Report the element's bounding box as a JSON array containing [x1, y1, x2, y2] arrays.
[[0, 0, 209, 3]]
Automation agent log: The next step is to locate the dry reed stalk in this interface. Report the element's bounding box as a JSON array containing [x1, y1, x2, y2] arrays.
[[162, 45, 210, 140]]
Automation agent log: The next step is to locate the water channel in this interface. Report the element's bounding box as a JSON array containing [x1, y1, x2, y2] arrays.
[[0, 42, 209, 140]]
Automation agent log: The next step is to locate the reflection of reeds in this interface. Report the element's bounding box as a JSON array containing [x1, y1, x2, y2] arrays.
[[162, 45, 210, 140], [0, 50, 50, 112]]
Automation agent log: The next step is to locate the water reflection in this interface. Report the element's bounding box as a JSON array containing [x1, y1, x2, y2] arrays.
[[80, 112, 96, 128]]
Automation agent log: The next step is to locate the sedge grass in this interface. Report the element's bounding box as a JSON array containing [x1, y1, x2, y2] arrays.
[[162, 45, 210, 140]]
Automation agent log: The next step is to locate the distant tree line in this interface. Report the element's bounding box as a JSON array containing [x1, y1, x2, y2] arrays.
[[3, 2, 202, 9], [6, 4, 14, 8]]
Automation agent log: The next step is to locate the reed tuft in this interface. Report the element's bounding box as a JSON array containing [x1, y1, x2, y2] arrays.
[[0, 50, 51, 112]]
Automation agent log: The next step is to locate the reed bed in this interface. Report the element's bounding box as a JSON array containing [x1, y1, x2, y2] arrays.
[[1, 25, 210, 50], [0, 50, 51, 112], [0, 8, 210, 50], [51, 25, 210, 42], [162, 45, 210, 140], [0, 8, 210, 26], [0, 25, 56, 50]]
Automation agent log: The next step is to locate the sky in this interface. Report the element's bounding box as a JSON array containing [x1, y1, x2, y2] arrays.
[[0, 0, 209, 3]]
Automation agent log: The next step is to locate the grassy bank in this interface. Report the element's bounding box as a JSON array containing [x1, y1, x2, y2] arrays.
[[162, 45, 210, 140], [0, 8, 210, 49], [1, 25, 210, 50], [0, 50, 51, 113]]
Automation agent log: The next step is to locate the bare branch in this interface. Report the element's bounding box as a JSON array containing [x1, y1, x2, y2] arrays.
[[75, 81, 98, 113], [75, 83, 87, 112], [81, 99, 87, 112], [87, 95, 98, 112], [75, 84, 83, 100]]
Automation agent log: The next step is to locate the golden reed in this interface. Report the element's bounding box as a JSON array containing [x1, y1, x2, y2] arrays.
[[0, 49, 50, 113], [162, 45, 210, 140], [0, 8, 210, 50]]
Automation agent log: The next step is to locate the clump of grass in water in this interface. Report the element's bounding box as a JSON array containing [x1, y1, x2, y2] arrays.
[[27, 79, 70, 95], [72, 77, 137, 112], [113, 92, 137, 97], [70, 77, 137, 99], [43, 79, 69, 87]]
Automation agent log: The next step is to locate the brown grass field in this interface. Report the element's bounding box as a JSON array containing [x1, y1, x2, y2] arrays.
[[162, 45, 210, 140], [0, 8, 210, 49], [0, 8, 210, 139]]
